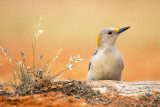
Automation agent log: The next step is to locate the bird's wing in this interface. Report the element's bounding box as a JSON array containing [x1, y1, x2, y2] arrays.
[[88, 50, 98, 70]]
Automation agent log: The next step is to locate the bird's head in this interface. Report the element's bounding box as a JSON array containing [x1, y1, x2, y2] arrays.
[[97, 26, 130, 48]]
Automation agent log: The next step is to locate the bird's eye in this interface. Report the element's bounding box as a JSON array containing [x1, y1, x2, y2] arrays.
[[108, 31, 112, 35]]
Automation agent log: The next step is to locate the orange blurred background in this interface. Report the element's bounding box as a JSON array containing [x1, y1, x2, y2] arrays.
[[0, 0, 160, 82]]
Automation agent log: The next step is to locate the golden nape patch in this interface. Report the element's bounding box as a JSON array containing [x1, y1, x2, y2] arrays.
[[97, 35, 100, 47]]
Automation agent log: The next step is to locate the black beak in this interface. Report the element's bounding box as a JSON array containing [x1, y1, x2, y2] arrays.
[[117, 26, 130, 34]]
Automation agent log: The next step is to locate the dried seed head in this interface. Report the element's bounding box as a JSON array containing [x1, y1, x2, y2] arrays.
[[17, 61, 23, 66], [36, 14, 43, 27], [3, 48, 7, 53], [66, 63, 73, 70], [34, 14, 44, 40], [1, 47, 7, 56], [66, 55, 84, 70], [35, 30, 44, 40], [21, 51, 24, 56], [9, 58, 12, 64], [40, 54, 43, 60]]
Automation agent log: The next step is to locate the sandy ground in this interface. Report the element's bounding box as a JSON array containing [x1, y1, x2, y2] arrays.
[[0, 0, 160, 82], [0, 92, 91, 107]]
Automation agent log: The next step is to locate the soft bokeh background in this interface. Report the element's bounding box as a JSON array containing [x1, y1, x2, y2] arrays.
[[0, 0, 160, 82]]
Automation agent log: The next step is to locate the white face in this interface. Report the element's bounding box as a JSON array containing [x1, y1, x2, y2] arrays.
[[99, 28, 119, 47], [97, 27, 130, 48]]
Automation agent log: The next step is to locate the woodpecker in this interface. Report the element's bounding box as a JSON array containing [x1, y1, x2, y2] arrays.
[[87, 27, 130, 81]]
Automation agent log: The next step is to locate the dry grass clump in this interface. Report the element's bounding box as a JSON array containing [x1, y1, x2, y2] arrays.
[[5, 76, 108, 105], [0, 14, 84, 97], [0, 46, 84, 96]]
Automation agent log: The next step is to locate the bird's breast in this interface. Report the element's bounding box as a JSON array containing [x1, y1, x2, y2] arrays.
[[87, 49, 124, 80], [92, 49, 124, 69]]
